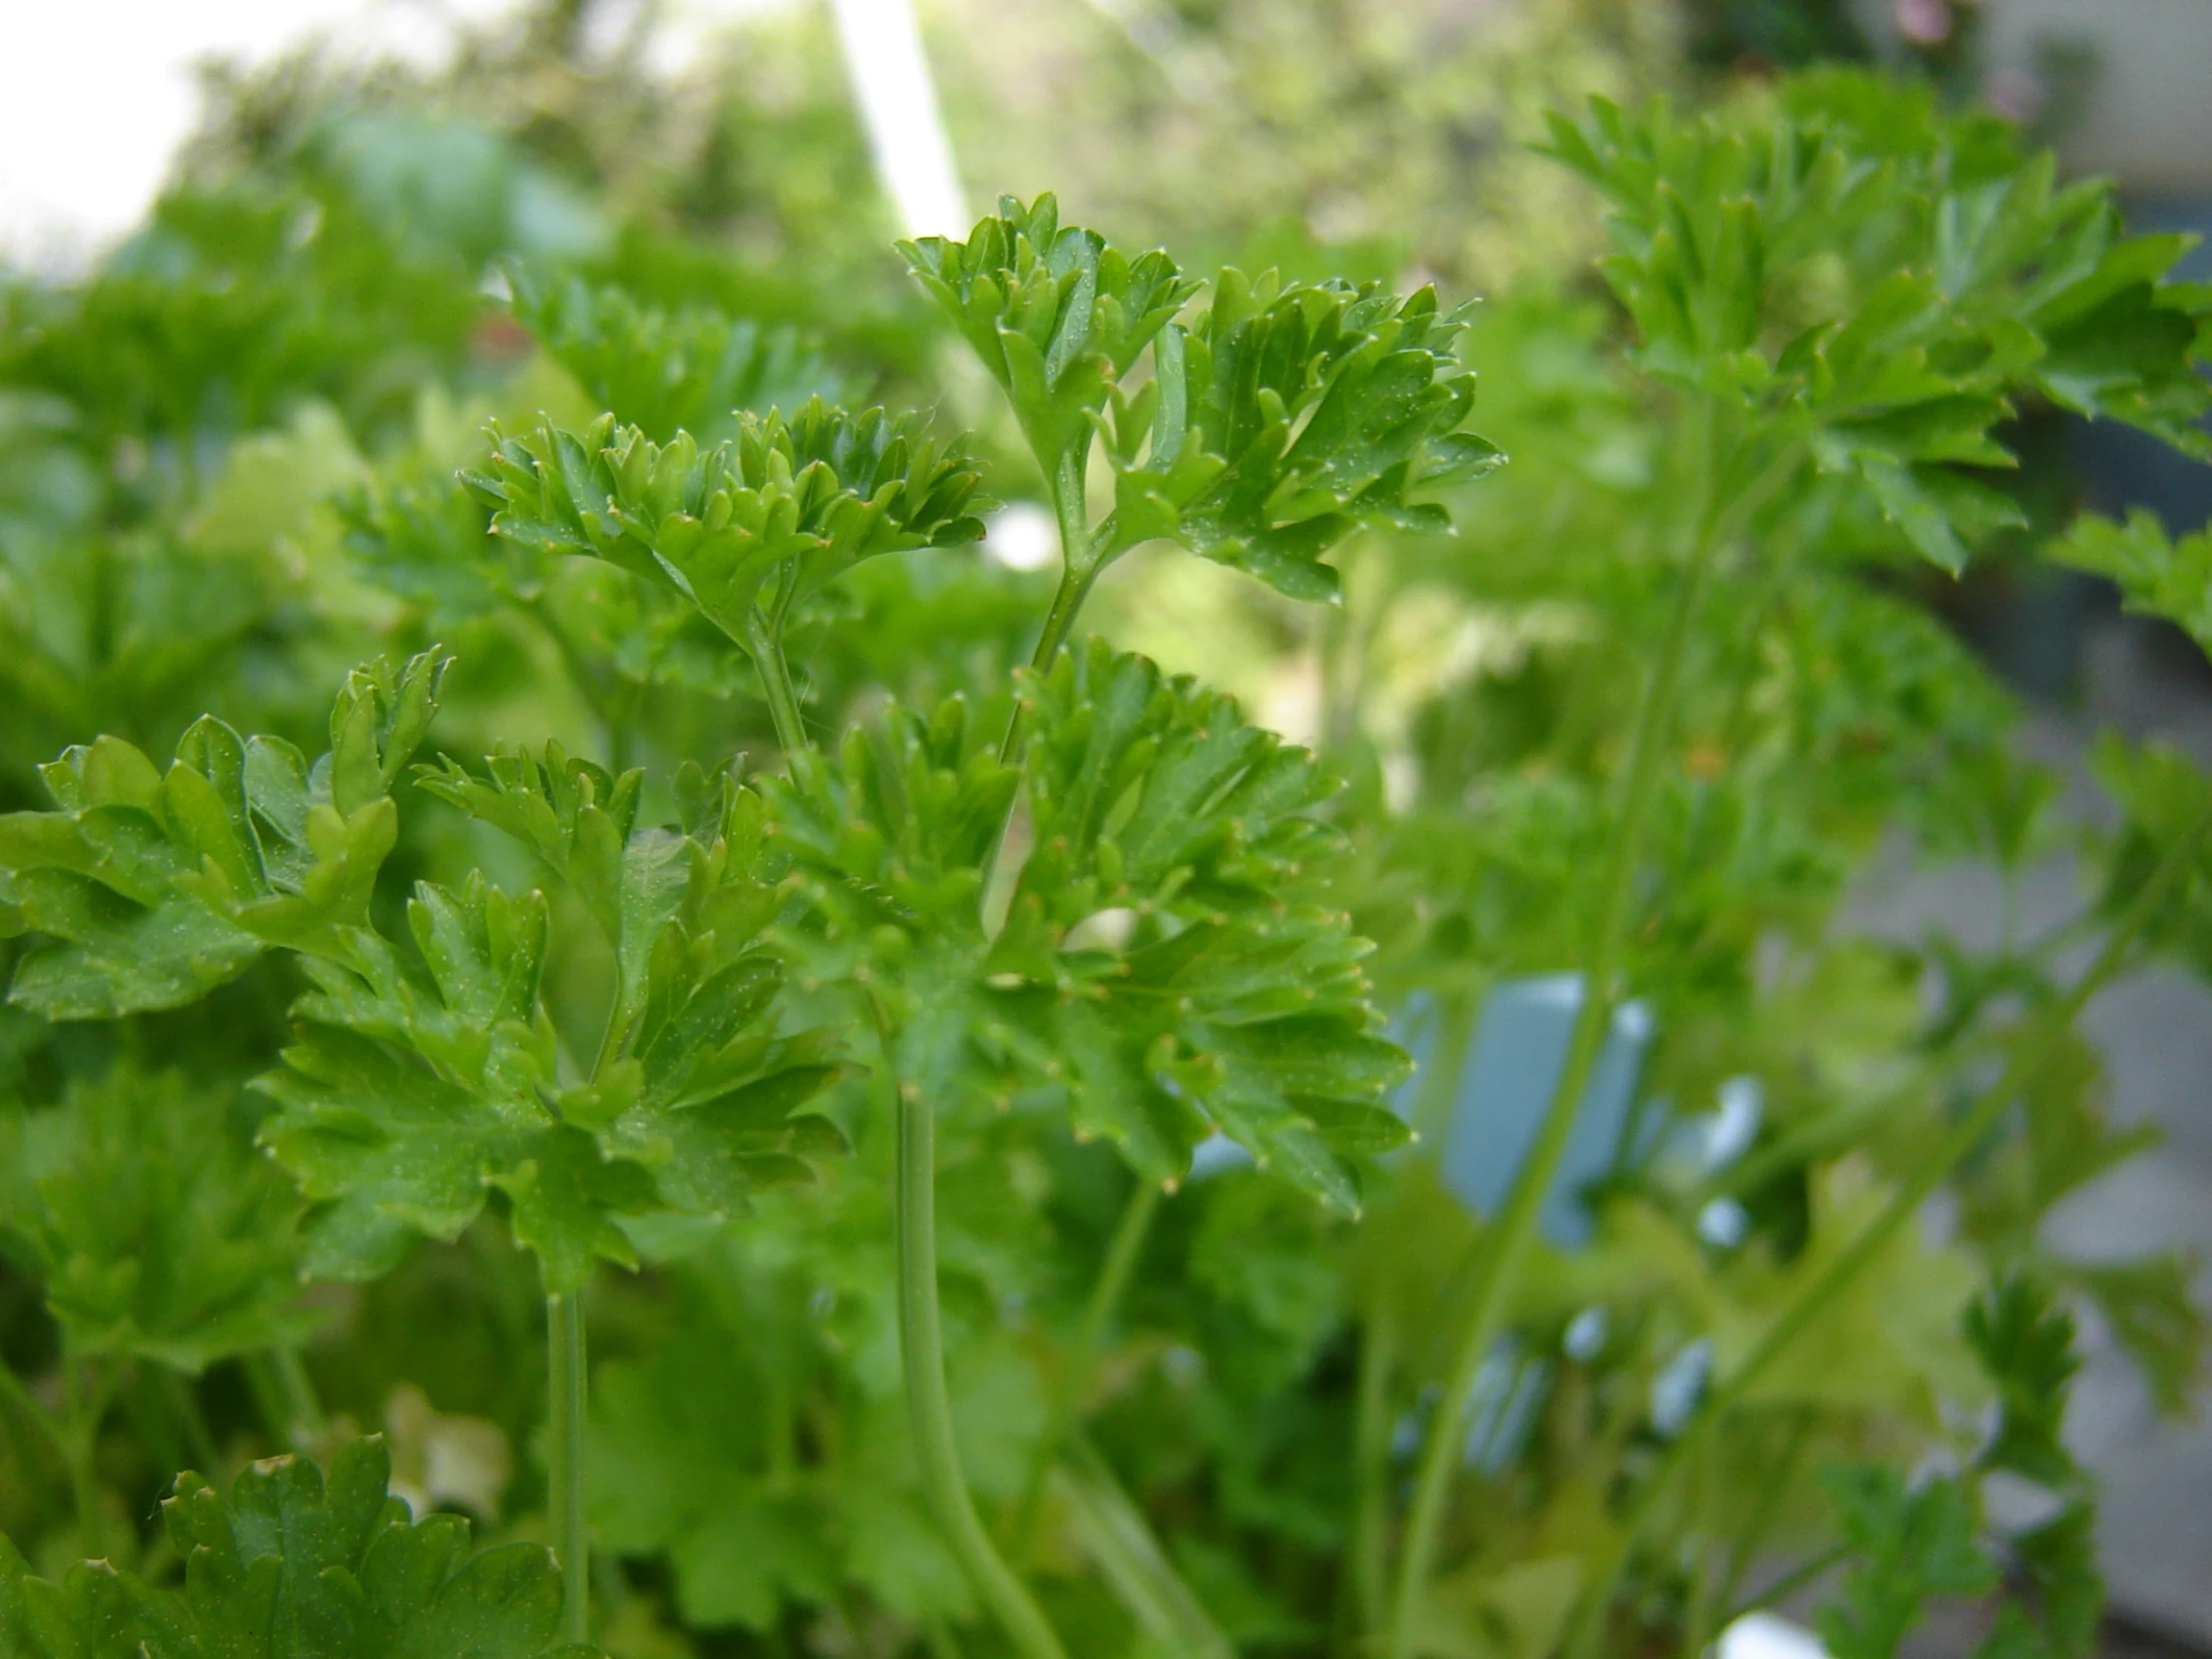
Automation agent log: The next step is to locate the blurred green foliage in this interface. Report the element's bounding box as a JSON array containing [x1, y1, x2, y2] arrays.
[[1, 4, 2209, 1659]]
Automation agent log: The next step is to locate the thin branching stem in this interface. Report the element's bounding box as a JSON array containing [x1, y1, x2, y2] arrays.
[[0, 1351, 68, 1467], [1001, 451, 1105, 763], [897, 1090, 1072, 1659], [746, 611, 815, 763], [547, 1291, 591, 1647], [1561, 791, 2212, 1659], [1008, 1177, 1162, 1559], [65, 1357, 113, 1562], [1351, 1293, 1402, 1638], [1382, 422, 1730, 1659]]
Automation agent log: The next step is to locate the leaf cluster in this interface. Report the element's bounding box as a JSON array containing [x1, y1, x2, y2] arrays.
[[0, 1437, 596, 1659], [907, 195, 1500, 599], [261, 742, 847, 1292], [0, 1063, 312, 1372], [511, 273, 848, 446], [1543, 69, 2212, 570], [463, 400, 990, 665], [0, 651, 445, 1019], [761, 640, 1409, 1209]]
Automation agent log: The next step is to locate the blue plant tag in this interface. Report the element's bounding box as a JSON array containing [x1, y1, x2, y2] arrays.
[[1436, 974, 1653, 1246]]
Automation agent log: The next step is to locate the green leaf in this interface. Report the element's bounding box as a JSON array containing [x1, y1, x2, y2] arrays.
[[1974, 1501, 2102, 1659], [2067, 1255, 2208, 1420], [462, 401, 990, 659], [764, 643, 1408, 1209], [1963, 1275, 2080, 1489], [2088, 734, 2212, 971], [2045, 509, 2212, 656], [0, 1438, 596, 1657], [413, 742, 644, 946], [1815, 1465, 1996, 1659], [1959, 1025, 2158, 1248], [512, 271, 846, 445], [0, 650, 445, 1017], [900, 193, 1202, 484], [1544, 71, 2208, 573], [259, 807, 843, 1291], [0, 1062, 313, 1373], [1001, 643, 1411, 1204], [1101, 273, 1497, 597]]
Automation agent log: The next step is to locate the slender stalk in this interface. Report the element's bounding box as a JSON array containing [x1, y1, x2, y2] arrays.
[[1000, 454, 1105, 763], [897, 1090, 1071, 1659], [1712, 1410, 1814, 1619], [1062, 1433, 1237, 1659], [64, 1359, 112, 1561], [1407, 993, 1478, 1148], [1028, 558, 1105, 678], [0, 1351, 69, 1466], [1560, 792, 2212, 1659], [246, 1348, 325, 1452], [1009, 1178, 1162, 1558], [272, 1349, 324, 1443], [1382, 497, 1724, 1659], [165, 1369, 221, 1476], [546, 1292, 591, 1648], [1679, 1433, 1721, 1659], [744, 610, 814, 762], [1719, 1541, 1850, 1626], [1351, 1295, 1402, 1640]]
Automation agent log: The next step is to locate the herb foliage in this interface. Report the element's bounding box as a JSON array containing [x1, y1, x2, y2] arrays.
[[0, 42, 2208, 1659]]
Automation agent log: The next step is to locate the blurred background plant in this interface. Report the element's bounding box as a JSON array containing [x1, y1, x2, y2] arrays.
[[2, 2, 2209, 1658]]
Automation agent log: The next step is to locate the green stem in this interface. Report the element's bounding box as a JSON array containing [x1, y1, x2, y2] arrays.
[[64, 1359, 112, 1561], [744, 610, 814, 762], [547, 1292, 590, 1647], [1712, 1410, 1814, 1620], [1719, 1541, 1850, 1626], [1408, 993, 1478, 1149], [1562, 791, 2212, 1659], [273, 1348, 324, 1442], [246, 1348, 325, 1451], [1009, 1178, 1162, 1559], [896, 1090, 1071, 1659], [1678, 1431, 1721, 1659], [1351, 1295, 1402, 1642], [0, 1351, 68, 1467], [1029, 557, 1104, 677], [165, 1369, 221, 1476], [1062, 1433, 1237, 1659], [1382, 499, 1724, 1659], [1000, 453, 1104, 763]]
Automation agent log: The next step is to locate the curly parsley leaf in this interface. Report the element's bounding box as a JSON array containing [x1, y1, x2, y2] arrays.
[[259, 770, 845, 1292], [1542, 69, 2211, 573], [1814, 1466, 1997, 1659], [2067, 1256, 2208, 1421], [1963, 1275, 2080, 1490], [2045, 509, 2212, 656], [1974, 1502, 2103, 1659], [900, 193, 1201, 487], [0, 1436, 598, 1658], [764, 642, 1408, 1209], [1101, 273, 1498, 598], [0, 649, 447, 1018], [2088, 734, 2212, 971], [462, 402, 989, 680], [512, 272, 847, 445], [0, 1063, 313, 1373]]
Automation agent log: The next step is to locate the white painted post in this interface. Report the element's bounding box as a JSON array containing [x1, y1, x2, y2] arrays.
[[827, 0, 970, 240]]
